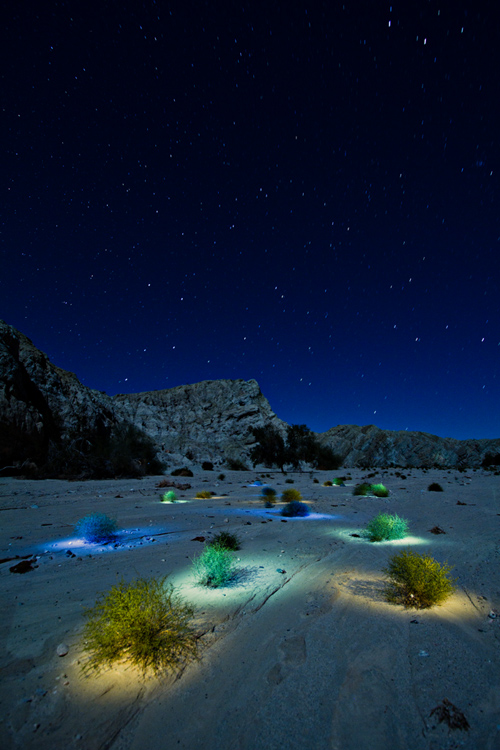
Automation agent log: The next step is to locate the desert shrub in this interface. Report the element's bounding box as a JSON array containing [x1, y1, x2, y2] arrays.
[[281, 500, 310, 517], [202, 461, 213, 471], [428, 482, 444, 492], [261, 486, 277, 506], [313, 478, 319, 483], [161, 490, 177, 503], [281, 487, 302, 502], [217, 473, 225, 481], [209, 531, 240, 551], [81, 576, 197, 675], [195, 490, 213, 499], [333, 477, 346, 486], [75, 513, 117, 543], [364, 512, 409, 542], [370, 483, 389, 497], [353, 483, 371, 496], [171, 467, 194, 477], [323, 480, 333, 486], [383, 550, 456, 608], [285, 478, 294, 483], [192, 544, 235, 588]]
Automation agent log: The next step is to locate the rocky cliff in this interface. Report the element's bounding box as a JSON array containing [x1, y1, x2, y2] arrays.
[[319, 423, 500, 469], [1, 319, 499, 476]]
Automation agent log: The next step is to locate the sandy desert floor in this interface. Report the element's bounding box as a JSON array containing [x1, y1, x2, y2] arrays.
[[1, 467, 499, 750]]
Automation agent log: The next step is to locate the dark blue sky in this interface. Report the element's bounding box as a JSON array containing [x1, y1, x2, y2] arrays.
[[2, 1, 499, 439]]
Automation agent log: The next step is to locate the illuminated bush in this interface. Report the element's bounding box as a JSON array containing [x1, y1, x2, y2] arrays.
[[383, 550, 456, 608], [161, 490, 177, 503], [370, 483, 389, 497], [323, 480, 333, 486], [333, 477, 346, 486], [195, 490, 212, 499], [209, 531, 240, 551], [75, 513, 117, 543], [365, 512, 409, 542], [281, 488, 302, 502], [81, 576, 197, 675], [261, 486, 277, 506], [193, 544, 236, 588], [281, 500, 310, 517], [428, 482, 444, 492]]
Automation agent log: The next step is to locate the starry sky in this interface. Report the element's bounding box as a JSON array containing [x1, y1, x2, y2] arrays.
[[2, 1, 499, 440]]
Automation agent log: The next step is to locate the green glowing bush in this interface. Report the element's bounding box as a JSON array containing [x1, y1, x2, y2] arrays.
[[365, 512, 409, 542], [370, 483, 389, 497], [192, 544, 236, 588], [281, 488, 302, 502], [281, 500, 310, 517], [75, 513, 118, 543], [333, 477, 346, 486], [161, 490, 177, 503], [81, 576, 197, 675], [195, 490, 213, 499], [209, 531, 240, 551], [383, 550, 456, 608], [428, 482, 444, 492]]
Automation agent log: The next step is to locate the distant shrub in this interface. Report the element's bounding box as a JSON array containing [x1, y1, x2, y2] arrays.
[[217, 473, 225, 481], [226, 458, 249, 471], [195, 490, 212, 499], [75, 513, 117, 543], [171, 467, 194, 477], [209, 531, 240, 551], [313, 478, 319, 483], [365, 512, 409, 542], [81, 576, 197, 675], [193, 544, 235, 588], [370, 483, 389, 497], [323, 480, 333, 486], [353, 483, 371, 496], [281, 488, 302, 502], [333, 477, 346, 486], [428, 482, 444, 492], [161, 490, 177, 503], [281, 500, 310, 517], [383, 550, 456, 608], [202, 461, 213, 471], [285, 478, 294, 483]]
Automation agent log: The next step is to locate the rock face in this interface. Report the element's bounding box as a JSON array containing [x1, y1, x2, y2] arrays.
[[1, 319, 499, 475], [113, 379, 287, 464], [319, 423, 500, 469], [0, 320, 117, 470]]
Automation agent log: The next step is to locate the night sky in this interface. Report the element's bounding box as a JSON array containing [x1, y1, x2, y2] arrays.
[[2, 1, 499, 440]]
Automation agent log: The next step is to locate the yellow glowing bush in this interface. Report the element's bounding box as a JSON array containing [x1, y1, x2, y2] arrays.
[[81, 576, 198, 675], [383, 550, 456, 608]]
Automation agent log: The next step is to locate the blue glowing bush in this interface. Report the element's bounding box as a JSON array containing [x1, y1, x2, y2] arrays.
[[364, 512, 409, 542], [75, 513, 118, 542], [281, 500, 310, 517], [261, 486, 277, 506]]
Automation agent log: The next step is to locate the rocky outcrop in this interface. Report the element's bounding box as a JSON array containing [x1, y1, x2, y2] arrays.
[[1, 320, 499, 475], [0, 320, 117, 471], [113, 379, 287, 464], [319, 423, 500, 469]]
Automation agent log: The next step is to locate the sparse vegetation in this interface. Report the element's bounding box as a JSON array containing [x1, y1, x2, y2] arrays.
[[226, 458, 249, 471], [281, 487, 302, 502], [364, 512, 409, 542], [383, 550, 456, 608], [353, 482, 389, 497], [75, 513, 117, 543], [428, 482, 444, 492], [208, 531, 240, 551], [281, 500, 310, 517], [353, 482, 372, 496], [161, 490, 177, 503], [192, 544, 236, 587], [195, 490, 213, 499], [250, 424, 342, 473], [81, 576, 197, 675]]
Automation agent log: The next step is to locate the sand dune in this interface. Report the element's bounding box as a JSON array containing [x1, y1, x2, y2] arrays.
[[1, 468, 499, 749]]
